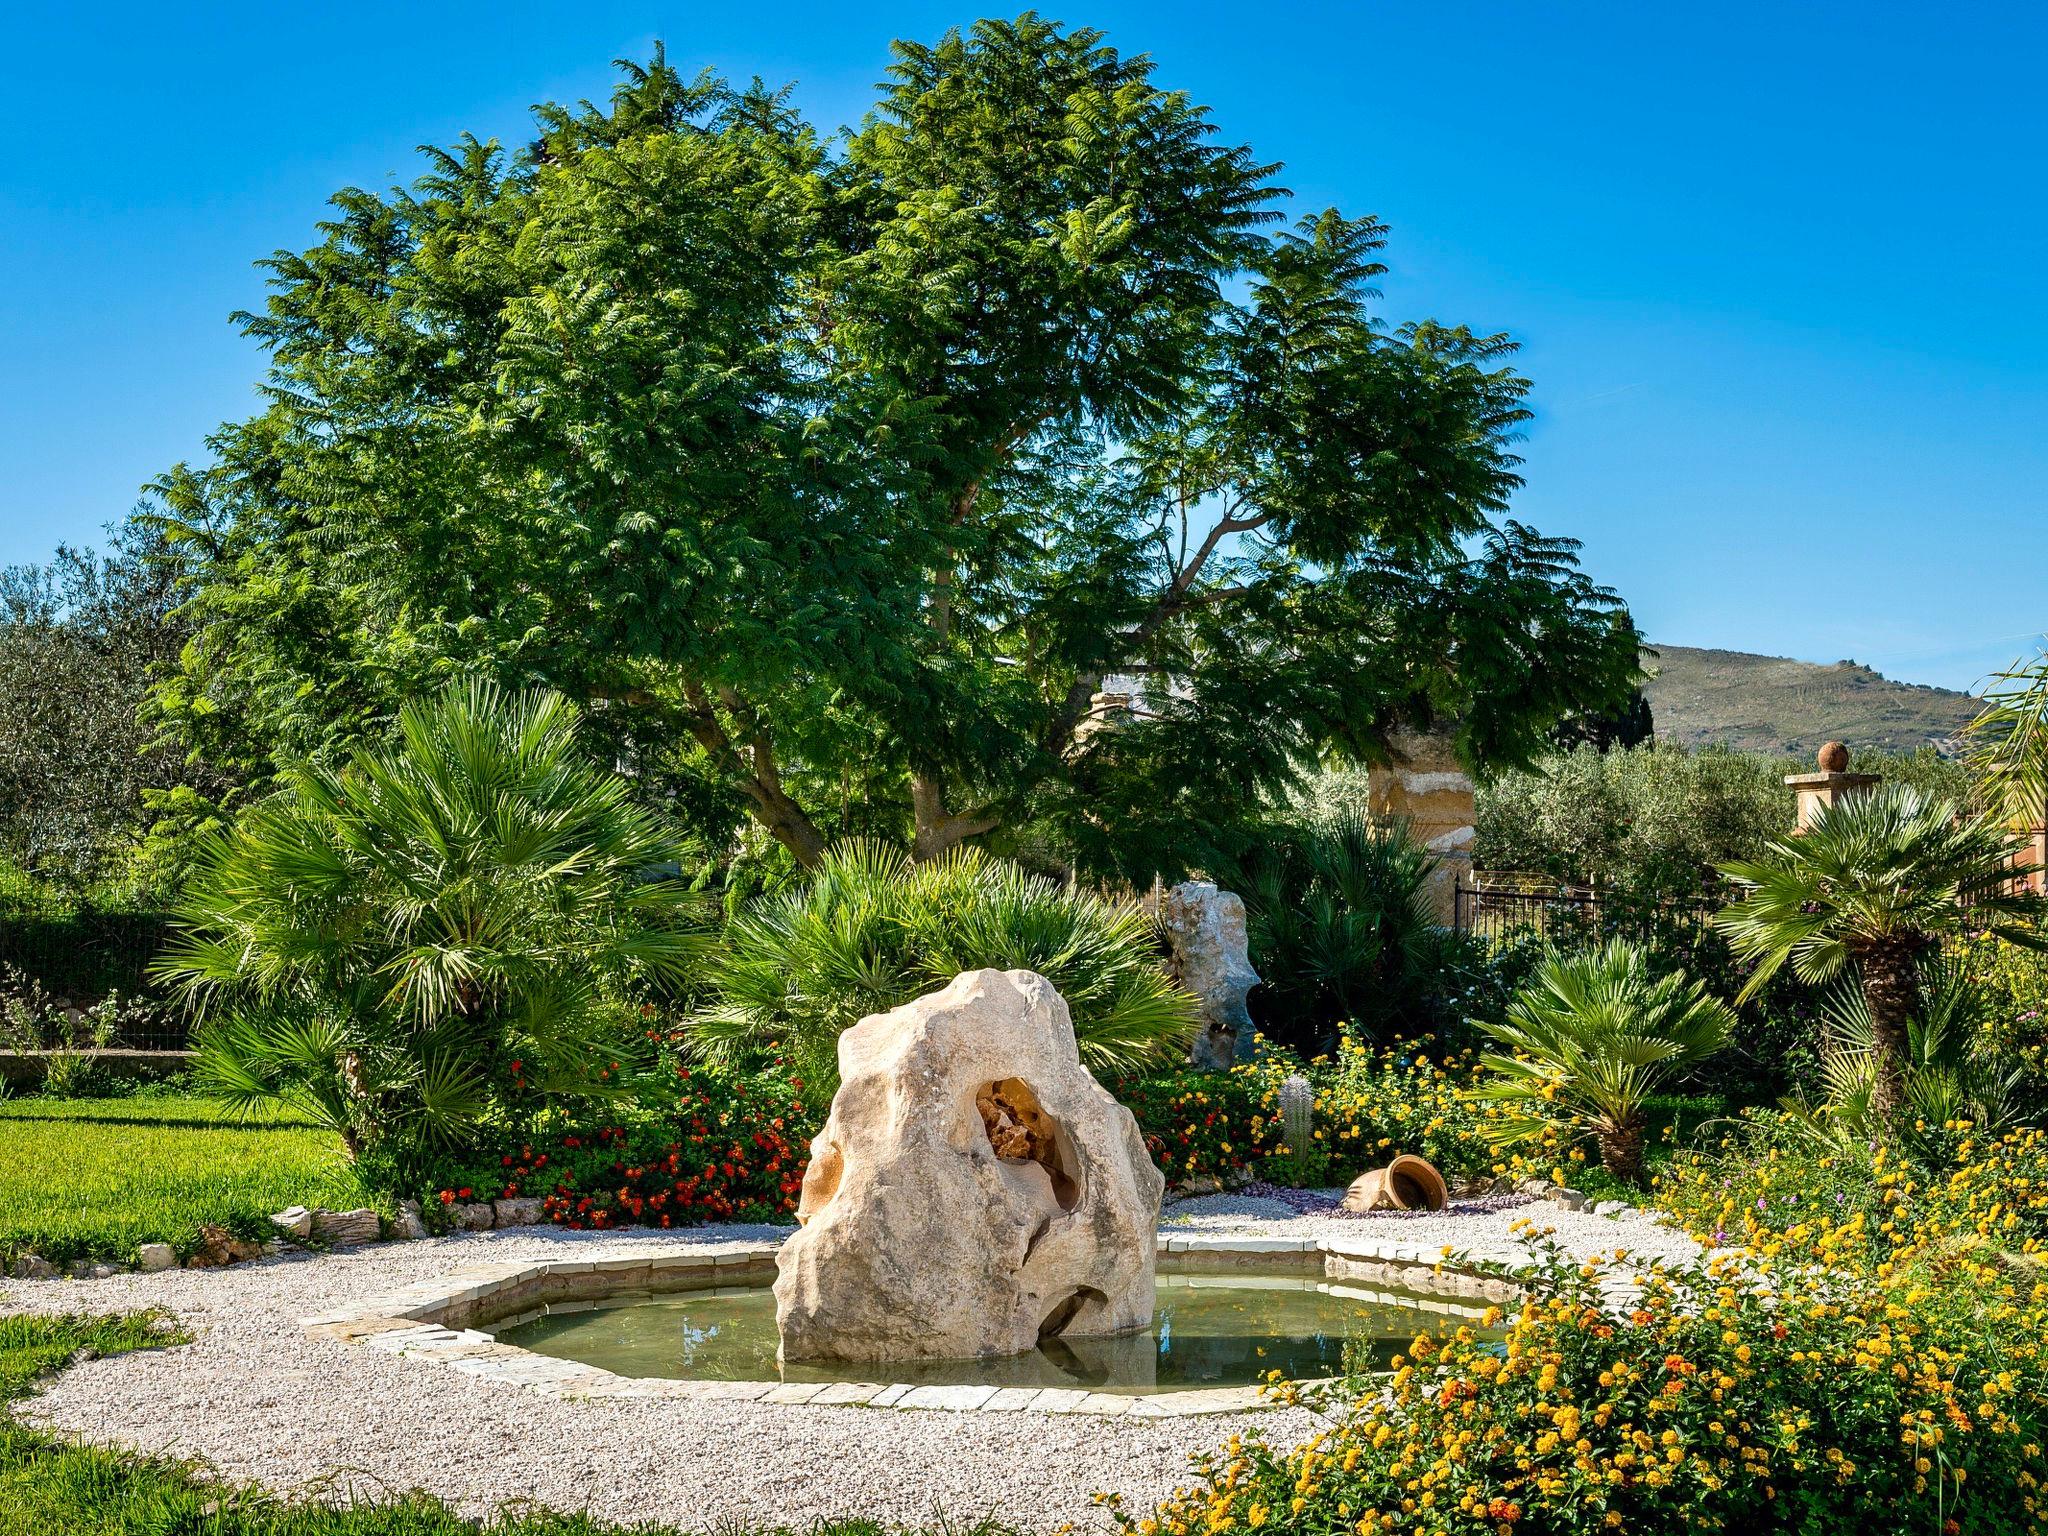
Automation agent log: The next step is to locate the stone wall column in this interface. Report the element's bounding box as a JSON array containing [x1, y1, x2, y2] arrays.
[[1367, 729, 1475, 924], [1783, 740, 1879, 833]]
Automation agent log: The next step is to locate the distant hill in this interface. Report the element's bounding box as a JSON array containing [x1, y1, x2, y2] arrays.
[[1641, 644, 1981, 756]]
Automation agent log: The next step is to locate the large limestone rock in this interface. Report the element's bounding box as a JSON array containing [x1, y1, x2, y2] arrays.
[[1159, 881, 1259, 1069], [774, 968, 1164, 1363]]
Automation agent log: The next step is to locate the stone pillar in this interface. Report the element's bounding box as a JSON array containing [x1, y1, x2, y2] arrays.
[[1157, 882, 1259, 1070], [1783, 740, 1879, 833], [1367, 729, 1475, 924]]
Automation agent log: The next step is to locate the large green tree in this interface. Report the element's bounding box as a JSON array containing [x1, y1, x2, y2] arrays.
[[0, 524, 208, 889], [150, 18, 1639, 876]]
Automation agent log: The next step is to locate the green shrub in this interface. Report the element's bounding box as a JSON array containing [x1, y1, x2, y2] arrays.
[[158, 682, 705, 1185], [1129, 1216, 2048, 1536], [688, 842, 1197, 1098], [1108, 1065, 1275, 1188], [1719, 783, 2048, 1121], [1960, 932, 2048, 1117]]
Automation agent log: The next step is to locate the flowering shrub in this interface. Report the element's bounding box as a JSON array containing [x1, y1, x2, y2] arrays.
[[1282, 1034, 1496, 1186], [1111, 1068, 1274, 1187], [428, 1060, 819, 1229], [1114, 1031, 1498, 1189], [1127, 1221, 2048, 1536], [1132, 1108, 2048, 1536], [1960, 932, 2048, 1116]]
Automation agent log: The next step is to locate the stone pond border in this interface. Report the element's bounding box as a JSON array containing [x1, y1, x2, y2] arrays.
[[300, 1234, 1529, 1417]]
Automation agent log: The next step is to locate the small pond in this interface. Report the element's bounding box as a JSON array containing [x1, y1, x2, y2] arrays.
[[488, 1270, 1496, 1394]]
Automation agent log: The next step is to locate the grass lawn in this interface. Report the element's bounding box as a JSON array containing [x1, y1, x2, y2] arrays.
[[0, 1096, 359, 1267]]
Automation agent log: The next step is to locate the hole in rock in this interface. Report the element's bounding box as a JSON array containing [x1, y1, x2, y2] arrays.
[[975, 1077, 1081, 1211], [797, 1141, 844, 1223], [1037, 1285, 1108, 1341]]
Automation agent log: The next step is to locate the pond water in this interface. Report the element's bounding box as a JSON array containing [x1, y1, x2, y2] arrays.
[[488, 1270, 1496, 1395]]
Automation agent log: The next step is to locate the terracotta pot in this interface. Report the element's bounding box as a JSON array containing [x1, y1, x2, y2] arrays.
[[1384, 1154, 1447, 1212], [1341, 1168, 1398, 1212]]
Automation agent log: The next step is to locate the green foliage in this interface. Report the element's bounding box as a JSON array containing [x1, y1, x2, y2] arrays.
[[148, 18, 1640, 880], [1474, 742, 1790, 888], [1131, 1210, 2048, 1536], [1207, 804, 1500, 1053], [688, 842, 1197, 1097], [157, 682, 705, 1182], [1720, 782, 2048, 1118], [1469, 940, 1734, 1181], [1115, 1032, 1497, 1190], [0, 1095, 356, 1266], [1958, 931, 2048, 1116], [0, 529, 209, 892], [1965, 649, 2048, 826]]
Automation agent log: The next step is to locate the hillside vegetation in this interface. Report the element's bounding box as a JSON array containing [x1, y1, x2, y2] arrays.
[[1642, 644, 1980, 755]]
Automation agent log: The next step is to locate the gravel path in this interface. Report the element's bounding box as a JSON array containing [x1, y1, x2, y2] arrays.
[[2, 1202, 1695, 1533]]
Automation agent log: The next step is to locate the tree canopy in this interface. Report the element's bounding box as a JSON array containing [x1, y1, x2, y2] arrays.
[[148, 16, 1640, 878], [0, 526, 204, 889]]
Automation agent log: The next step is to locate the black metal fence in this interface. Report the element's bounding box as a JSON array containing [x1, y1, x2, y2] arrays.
[[0, 909, 187, 1051], [1451, 880, 1721, 947]]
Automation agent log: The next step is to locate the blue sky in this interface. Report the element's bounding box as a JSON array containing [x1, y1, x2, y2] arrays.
[[3, 1, 2042, 691]]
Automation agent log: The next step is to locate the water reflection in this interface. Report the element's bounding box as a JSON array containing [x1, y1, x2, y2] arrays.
[[491, 1271, 1498, 1396]]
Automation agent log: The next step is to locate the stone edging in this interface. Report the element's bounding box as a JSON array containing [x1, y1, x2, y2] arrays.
[[301, 1235, 1527, 1417]]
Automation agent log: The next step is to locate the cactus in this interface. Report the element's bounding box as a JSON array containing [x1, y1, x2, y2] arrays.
[[1278, 1072, 1314, 1186]]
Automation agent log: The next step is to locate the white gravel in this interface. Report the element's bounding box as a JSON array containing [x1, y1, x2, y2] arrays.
[[2, 1203, 1695, 1532]]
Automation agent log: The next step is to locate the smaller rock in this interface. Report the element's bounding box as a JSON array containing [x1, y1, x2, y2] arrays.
[[493, 1197, 543, 1228], [66, 1259, 94, 1278], [1517, 1178, 1554, 1197], [89, 1263, 120, 1279], [137, 1243, 177, 1272], [309, 1207, 382, 1246], [269, 1205, 314, 1240], [1592, 1199, 1632, 1218], [1551, 1187, 1590, 1212], [390, 1200, 428, 1241], [260, 1240, 284, 1258], [455, 1202, 496, 1232], [186, 1224, 264, 1268], [9, 1254, 58, 1280]]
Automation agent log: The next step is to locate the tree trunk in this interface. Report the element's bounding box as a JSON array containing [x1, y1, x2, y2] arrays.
[[750, 786, 828, 868], [1858, 941, 1922, 1122], [679, 680, 828, 868], [1595, 1116, 1645, 1185], [910, 774, 999, 862]]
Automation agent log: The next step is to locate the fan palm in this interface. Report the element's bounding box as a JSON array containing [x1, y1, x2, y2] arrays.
[[688, 841, 1198, 1098], [1782, 958, 2023, 1163], [1717, 784, 2045, 1119], [1966, 652, 2048, 828], [1206, 806, 1449, 1051], [1467, 940, 1733, 1182], [156, 681, 706, 1178]]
